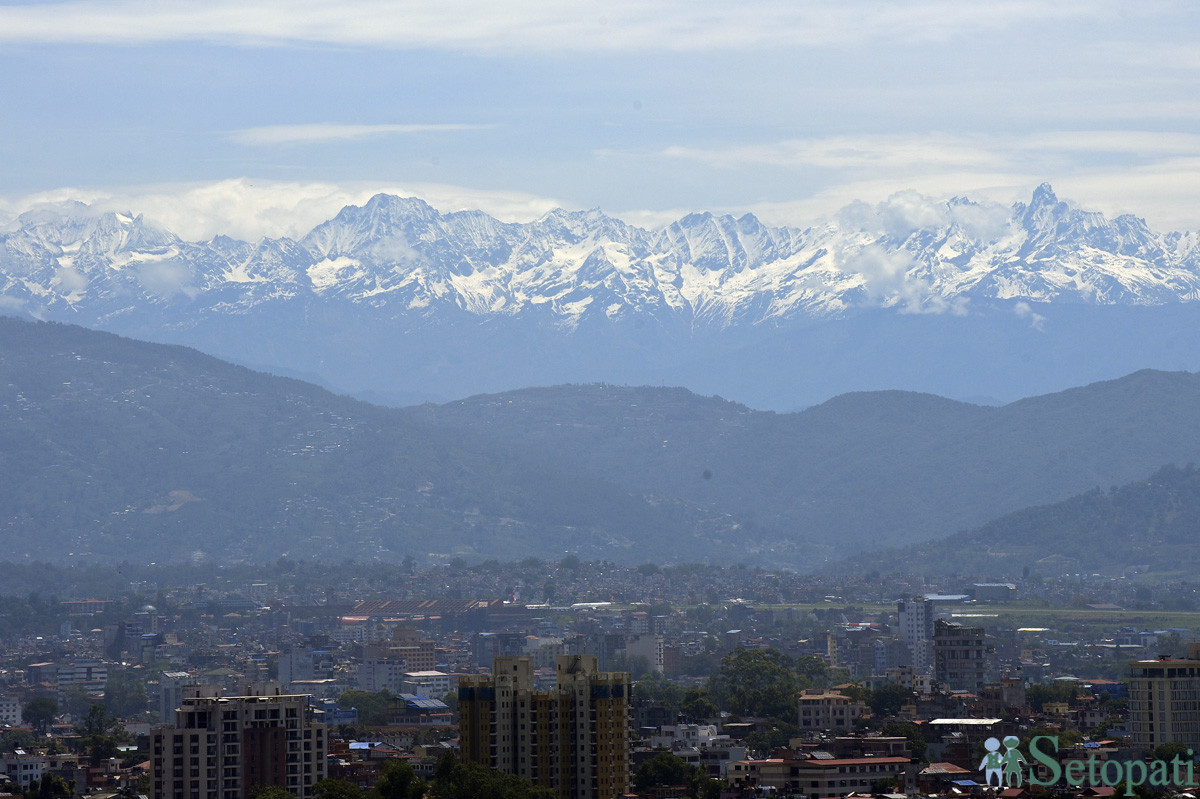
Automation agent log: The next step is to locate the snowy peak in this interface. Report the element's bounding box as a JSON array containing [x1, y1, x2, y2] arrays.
[[302, 194, 440, 259], [3, 185, 1200, 328], [13, 205, 178, 256]]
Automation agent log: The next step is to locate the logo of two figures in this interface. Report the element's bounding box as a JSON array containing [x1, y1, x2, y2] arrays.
[[979, 736, 1027, 788]]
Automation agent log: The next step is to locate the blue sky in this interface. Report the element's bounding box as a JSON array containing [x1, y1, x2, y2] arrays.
[[2, 0, 1199, 239]]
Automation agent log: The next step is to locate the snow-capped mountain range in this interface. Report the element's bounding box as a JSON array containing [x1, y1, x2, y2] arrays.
[[4, 183, 1200, 327], [4, 183, 1200, 409]]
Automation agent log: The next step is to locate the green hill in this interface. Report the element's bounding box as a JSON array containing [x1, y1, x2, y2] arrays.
[[7, 314, 1200, 570], [828, 463, 1200, 578], [405, 370, 1200, 564], [0, 317, 745, 565]]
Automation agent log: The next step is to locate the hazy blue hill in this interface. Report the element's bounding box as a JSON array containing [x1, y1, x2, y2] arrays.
[[406, 370, 1200, 565], [0, 317, 746, 565], [828, 463, 1200, 578], [7, 315, 1200, 570]]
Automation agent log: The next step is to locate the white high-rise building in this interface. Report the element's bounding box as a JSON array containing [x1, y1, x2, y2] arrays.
[[897, 597, 935, 674]]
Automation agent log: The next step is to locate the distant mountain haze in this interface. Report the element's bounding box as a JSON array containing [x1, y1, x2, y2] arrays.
[[4, 185, 1200, 409], [830, 464, 1200, 580], [2, 317, 1199, 570]]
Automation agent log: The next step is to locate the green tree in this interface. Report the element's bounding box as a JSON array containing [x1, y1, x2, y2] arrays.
[[796, 655, 833, 690], [312, 779, 362, 799], [870, 683, 913, 717], [709, 648, 797, 720], [635, 752, 694, 791], [690, 770, 725, 799], [0, 728, 36, 752], [635, 672, 685, 707], [75, 702, 125, 760], [1151, 741, 1191, 763], [20, 696, 58, 734], [105, 668, 149, 718], [635, 751, 726, 799], [679, 687, 719, 722], [1155, 631, 1185, 658], [744, 720, 800, 757], [1026, 681, 1078, 712], [375, 759, 425, 799], [337, 689, 395, 726], [608, 652, 650, 681], [248, 787, 294, 799], [880, 721, 926, 760], [431, 756, 556, 799], [34, 773, 72, 799], [60, 685, 91, 721], [1019, 726, 1081, 752]]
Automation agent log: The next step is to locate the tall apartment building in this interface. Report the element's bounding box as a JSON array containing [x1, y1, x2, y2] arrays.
[[932, 619, 989, 692], [151, 683, 326, 799], [897, 597, 935, 674], [459, 655, 631, 799], [1128, 644, 1200, 751]]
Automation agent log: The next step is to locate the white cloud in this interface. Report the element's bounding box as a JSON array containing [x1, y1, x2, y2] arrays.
[[230, 123, 490, 146], [3, 179, 571, 241], [1014, 301, 1046, 331], [656, 130, 1200, 232], [135, 260, 197, 298], [662, 134, 1008, 172], [0, 0, 1114, 51], [53, 266, 89, 294], [661, 131, 1200, 174], [839, 243, 968, 316], [1078, 100, 1200, 122], [1115, 41, 1200, 72], [1021, 131, 1200, 156], [1050, 157, 1200, 232], [832, 190, 1013, 245]]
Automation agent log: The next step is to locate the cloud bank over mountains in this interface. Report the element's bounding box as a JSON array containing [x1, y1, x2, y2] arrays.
[[0, 180, 570, 243]]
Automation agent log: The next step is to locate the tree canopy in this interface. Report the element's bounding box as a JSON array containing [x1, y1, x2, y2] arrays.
[[634, 751, 724, 799], [337, 689, 395, 727], [21, 696, 58, 734], [869, 683, 913, 717], [430, 753, 556, 799], [708, 647, 797, 720]]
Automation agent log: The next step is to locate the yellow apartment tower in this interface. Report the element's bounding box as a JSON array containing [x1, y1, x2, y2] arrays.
[[458, 654, 631, 799]]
